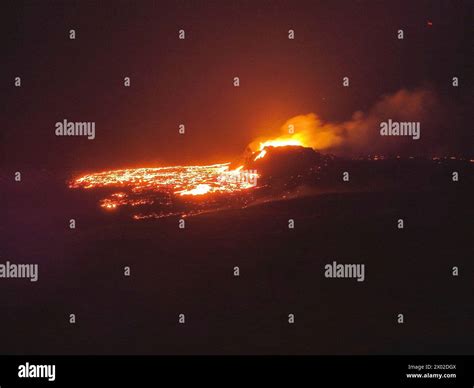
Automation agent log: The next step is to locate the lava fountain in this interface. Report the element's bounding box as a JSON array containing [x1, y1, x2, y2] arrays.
[[254, 139, 305, 160]]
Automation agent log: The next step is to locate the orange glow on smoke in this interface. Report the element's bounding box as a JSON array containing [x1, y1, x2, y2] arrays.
[[249, 113, 349, 159]]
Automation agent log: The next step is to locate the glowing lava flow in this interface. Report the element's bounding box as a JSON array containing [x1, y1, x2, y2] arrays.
[[175, 184, 212, 196], [71, 163, 229, 190], [70, 163, 259, 211]]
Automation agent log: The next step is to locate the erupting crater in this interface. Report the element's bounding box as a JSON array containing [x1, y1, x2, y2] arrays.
[[68, 136, 326, 219]]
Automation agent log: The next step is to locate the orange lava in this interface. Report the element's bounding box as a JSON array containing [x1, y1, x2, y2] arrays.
[[175, 184, 212, 196], [70, 163, 259, 210], [254, 139, 305, 161]]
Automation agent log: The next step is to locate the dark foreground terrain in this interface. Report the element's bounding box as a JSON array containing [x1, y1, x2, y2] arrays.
[[1, 165, 473, 355]]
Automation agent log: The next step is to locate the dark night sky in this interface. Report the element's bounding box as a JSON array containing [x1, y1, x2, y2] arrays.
[[3, 0, 473, 172]]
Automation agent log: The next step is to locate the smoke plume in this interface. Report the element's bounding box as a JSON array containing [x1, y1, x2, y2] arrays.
[[251, 88, 441, 156]]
